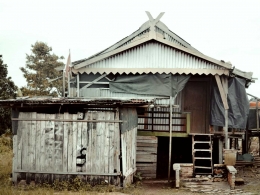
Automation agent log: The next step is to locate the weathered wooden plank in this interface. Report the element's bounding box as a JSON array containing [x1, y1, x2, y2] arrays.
[[67, 113, 73, 173], [63, 113, 69, 173], [136, 139, 157, 144], [54, 113, 63, 177], [108, 113, 115, 183], [21, 112, 30, 171], [45, 114, 55, 172], [17, 112, 24, 172], [35, 113, 41, 173], [39, 114, 45, 171], [31, 112, 37, 171], [99, 111, 106, 181], [113, 110, 120, 185], [136, 165, 157, 171], [121, 133, 126, 176], [137, 136, 158, 140], [136, 154, 157, 163], [12, 135, 18, 183], [140, 173, 156, 178], [72, 114, 78, 172], [85, 112, 92, 174], [76, 119, 82, 172], [136, 163, 156, 167], [81, 115, 88, 173], [137, 147, 157, 153], [104, 112, 110, 181], [136, 142, 158, 147], [137, 151, 157, 155], [91, 112, 97, 176]]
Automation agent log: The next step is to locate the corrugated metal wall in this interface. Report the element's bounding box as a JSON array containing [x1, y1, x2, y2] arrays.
[[84, 42, 224, 72]]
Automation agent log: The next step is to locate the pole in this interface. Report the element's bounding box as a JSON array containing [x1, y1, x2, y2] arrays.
[[168, 96, 173, 182], [224, 109, 229, 149], [63, 70, 65, 97]]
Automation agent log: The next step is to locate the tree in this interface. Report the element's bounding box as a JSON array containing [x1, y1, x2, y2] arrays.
[[0, 55, 17, 134], [20, 42, 64, 97]]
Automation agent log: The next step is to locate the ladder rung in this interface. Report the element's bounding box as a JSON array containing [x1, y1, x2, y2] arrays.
[[193, 149, 211, 152], [194, 141, 211, 144], [194, 172, 212, 175], [194, 166, 212, 169], [194, 157, 212, 160]]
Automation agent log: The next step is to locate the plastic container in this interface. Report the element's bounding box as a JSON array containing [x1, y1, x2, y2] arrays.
[[224, 149, 237, 165]]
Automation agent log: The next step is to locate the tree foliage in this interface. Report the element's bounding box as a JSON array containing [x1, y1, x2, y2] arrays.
[[20, 42, 64, 97], [0, 55, 17, 134]]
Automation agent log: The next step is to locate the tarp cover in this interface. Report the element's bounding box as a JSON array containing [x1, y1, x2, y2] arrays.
[[247, 105, 260, 130], [210, 77, 249, 129], [109, 73, 190, 96]]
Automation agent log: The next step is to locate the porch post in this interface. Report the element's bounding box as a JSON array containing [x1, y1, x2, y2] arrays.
[[168, 96, 173, 182], [215, 75, 229, 149]]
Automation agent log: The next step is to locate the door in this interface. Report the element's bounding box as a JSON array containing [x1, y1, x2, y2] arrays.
[[183, 81, 208, 134]]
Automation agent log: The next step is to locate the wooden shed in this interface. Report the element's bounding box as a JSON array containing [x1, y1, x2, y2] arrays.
[[65, 12, 254, 179], [1, 98, 152, 186]]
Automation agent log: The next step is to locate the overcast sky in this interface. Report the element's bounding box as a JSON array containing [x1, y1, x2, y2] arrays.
[[0, 0, 260, 97]]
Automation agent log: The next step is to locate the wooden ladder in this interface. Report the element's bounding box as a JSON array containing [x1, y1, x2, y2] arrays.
[[191, 134, 213, 175]]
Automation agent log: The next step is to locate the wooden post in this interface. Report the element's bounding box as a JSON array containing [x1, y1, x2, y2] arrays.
[[77, 74, 80, 97], [63, 71, 65, 97], [215, 75, 229, 149], [168, 96, 173, 182], [219, 138, 223, 164]]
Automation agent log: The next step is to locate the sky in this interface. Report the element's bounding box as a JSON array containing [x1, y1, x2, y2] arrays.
[[0, 0, 260, 97]]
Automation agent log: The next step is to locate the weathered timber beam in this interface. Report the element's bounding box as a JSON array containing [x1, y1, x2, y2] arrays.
[[12, 118, 123, 123]]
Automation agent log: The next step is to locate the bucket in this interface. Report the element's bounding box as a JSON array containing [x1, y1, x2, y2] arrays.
[[224, 149, 237, 165]]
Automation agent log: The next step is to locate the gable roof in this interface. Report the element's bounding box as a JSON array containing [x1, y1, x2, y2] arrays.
[[72, 12, 250, 78]]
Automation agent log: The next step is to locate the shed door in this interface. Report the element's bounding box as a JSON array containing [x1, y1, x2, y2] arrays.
[[183, 81, 208, 134]]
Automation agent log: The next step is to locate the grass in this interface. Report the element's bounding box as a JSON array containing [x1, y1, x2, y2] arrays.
[[0, 133, 142, 195]]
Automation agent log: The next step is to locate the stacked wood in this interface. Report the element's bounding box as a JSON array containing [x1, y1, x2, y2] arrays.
[[136, 136, 157, 178]]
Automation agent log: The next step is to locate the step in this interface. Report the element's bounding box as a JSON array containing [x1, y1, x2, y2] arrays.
[[194, 166, 212, 169], [194, 172, 212, 175]]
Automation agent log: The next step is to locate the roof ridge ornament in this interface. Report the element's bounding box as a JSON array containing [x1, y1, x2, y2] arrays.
[[145, 11, 165, 26]]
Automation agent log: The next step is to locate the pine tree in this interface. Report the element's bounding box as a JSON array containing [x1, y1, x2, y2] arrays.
[[0, 55, 17, 134], [20, 42, 64, 97]]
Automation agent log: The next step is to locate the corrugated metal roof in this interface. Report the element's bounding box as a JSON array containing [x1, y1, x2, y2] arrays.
[[74, 42, 229, 75]]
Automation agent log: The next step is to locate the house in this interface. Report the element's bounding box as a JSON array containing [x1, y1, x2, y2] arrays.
[[0, 11, 254, 186], [68, 12, 253, 178]]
